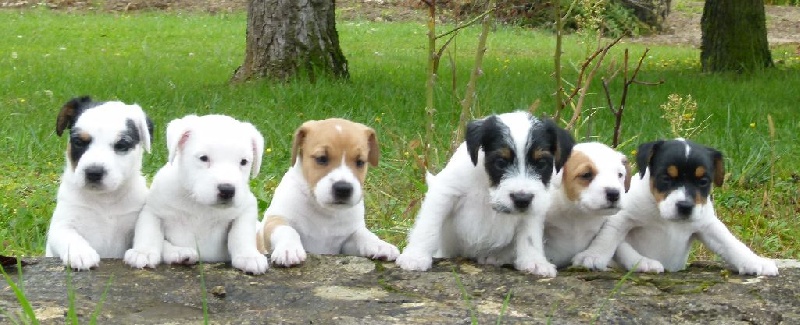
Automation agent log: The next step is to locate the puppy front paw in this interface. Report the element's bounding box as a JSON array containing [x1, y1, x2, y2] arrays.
[[270, 242, 307, 267], [360, 240, 400, 261], [734, 257, 779, 276], [395, 252, 433, 271], [124, 249, 160, 269], [232, 254, 269, 275], [162, 246, 199, 265], [515, 259, 557, 277], [632, 257, 664, 273], [63, 245, 100, 270], [572, 251, 612, 271]]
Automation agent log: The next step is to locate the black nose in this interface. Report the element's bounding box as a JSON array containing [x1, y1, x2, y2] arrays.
[[332, 181, 353, 200], [510, 192, 534, 210], [217, 183, 236, 200], [676, 200, 694, 216], [84, 165, 106, 183], [605, 188, 621, 203]]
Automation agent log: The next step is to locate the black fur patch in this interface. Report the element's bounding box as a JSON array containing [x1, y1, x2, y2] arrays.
[[69, 128, 92, 166], [636, 139, 723, 206], [114, 119, 142, 154]]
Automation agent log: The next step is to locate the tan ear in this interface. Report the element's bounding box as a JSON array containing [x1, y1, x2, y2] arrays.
[[622, 157, 632, 192], [366, 127, 379, 166], [56, 96, 92, 136], [291, 122, 312, 166], [711, 149, 725, 187]]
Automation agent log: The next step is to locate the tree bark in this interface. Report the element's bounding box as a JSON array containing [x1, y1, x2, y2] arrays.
[[700, 0, 772, 73], [231, 0, 349, 82]]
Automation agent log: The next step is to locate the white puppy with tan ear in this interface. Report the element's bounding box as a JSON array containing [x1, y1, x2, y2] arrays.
[[256, 118, 399, 267], [124, 114, 269, 274]]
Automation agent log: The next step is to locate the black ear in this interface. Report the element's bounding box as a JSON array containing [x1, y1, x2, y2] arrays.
[[635, 140, 664, 179], [465, 118, 486, 166], [708, 147, 725, 187], [55, 96, 93, 136], [544, 119, 574, 172]]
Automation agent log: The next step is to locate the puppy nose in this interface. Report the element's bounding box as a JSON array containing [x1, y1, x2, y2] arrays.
[[217, 183, 236, 200], [676, 200, 694, 216], [510, 193, 534, 209], [84, 165, 106, 182], [332, 181, 353, 200], [605, 188, 621, 203]]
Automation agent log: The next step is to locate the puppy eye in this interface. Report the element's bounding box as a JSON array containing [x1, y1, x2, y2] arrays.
[[579, 171, 594, 180], [534, 159, 550, 171], [494, 158, 509, 169], [697, 177, 710, 187], [72, 137, 91, 148], [114, 140, 132, 152], [355, 159, 365, 168], [315, 155, 329, 166], [618, 172, 624, 179], [199, 155, 209, 162], [240, 159, 248, 166], [659, 174, 673, 185]]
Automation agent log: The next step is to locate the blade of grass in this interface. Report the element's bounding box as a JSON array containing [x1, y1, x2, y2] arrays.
[[0, 259, 39, 325]]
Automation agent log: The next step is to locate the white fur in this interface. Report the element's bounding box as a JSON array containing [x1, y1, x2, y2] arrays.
[[573, 169, 779, 276], [396, 113, 556, 277], [46, 101, 151, 270], [124, 114, 268, 274]]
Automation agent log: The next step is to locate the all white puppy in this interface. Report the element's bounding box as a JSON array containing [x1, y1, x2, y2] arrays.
[[124, 114, 269, 274], [46, 96, 152, 270], [396, 111, 574, 277], [256, 118, 399, 267], [573, 139, 779, 276]]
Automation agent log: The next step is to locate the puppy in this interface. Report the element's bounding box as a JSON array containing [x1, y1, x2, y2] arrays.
[[256, 118, 399, 267], [396, 111, 574, 277], [46, 96, 152, 270], [573, 138, 779, 276], [124, 114, 269, 274]]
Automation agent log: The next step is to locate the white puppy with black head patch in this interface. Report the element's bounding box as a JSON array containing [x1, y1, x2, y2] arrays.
[[46, 96, 152, 270], [256, 118, 399, 267], [396, 111, 574, 277], [124, 114, 269, 274], [573, 139, 778, 276]]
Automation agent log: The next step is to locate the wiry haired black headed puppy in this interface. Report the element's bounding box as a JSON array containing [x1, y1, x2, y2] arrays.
[[573, 138, 779, 276], [397, 111, 574, 277]]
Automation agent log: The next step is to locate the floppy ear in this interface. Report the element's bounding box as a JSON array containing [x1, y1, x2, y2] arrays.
[[635, 140, 664, 179], [709, 147, 725, 187], [56, 96, 92, 136], [166, 115, 199, 164], [242, 122, 264, 179], [291, 121, 312, 166], [365, 127, 380, 167], [129, 104, 152, 153], [544, 119, 574, 173], [465, 117, 486, 166], [622, 156, 632, 192]]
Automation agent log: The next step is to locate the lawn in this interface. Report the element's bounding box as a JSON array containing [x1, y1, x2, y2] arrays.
[[0, 6, 797, 261]]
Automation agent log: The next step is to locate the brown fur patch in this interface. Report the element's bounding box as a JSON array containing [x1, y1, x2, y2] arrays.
[[497, 148, 512, 160], [292, 118, 378, 191], [257, 216, 289, 253], [650, 176, 667, 203], [695, 192, 708, 205], [532, 149, 552, 161], [695, 166, 706, 179], [622, 158, 632, 192], [56, 103, 77, 136], [712, 155, 725, 187], [562, 151, 596, 201], [667, 165, 679, 178]]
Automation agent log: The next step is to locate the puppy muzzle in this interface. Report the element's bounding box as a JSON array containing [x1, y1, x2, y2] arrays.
[[216, 183, 236, 204], [331, 180, 354, 204]]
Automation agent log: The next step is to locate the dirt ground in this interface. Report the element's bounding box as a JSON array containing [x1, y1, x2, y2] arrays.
[[2, 0, 799, 47]]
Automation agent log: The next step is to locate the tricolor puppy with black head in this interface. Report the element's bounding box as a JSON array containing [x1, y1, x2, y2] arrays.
[[572, 139, 778, 275], [124, 114, 268, 274], [396, 111, 574, 277], [46, 96, 152, 270], [256, 118, 398, 267]]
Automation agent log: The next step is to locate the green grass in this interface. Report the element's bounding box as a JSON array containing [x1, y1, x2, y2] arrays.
[[0, 8, 798, 262]]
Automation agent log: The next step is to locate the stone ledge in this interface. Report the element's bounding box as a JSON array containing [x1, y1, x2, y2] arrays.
[[1, 256, 798, 324]]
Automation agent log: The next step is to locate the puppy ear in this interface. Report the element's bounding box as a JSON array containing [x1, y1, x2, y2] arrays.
[[291, 122, 312, 166], [56, 96, 92, 136], [129, 104, 152, 153], [243, 122, 265, 179], [166, 115, 199, 164], [622, 156, 632, 192], [635, 140, 664, 179], [709, 147, 725, 187], [544, 119, 574, 173], [465, 118, 486, 166], [365, 127, 380, 167]]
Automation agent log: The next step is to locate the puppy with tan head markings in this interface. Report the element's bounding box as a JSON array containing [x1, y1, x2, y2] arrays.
[[257, 118, 399, 267], [573, 138, 778, 275]]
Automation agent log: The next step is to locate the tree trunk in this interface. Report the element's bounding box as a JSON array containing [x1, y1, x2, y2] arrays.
[[700, 0, 772, 73], [231, 0, 349, 82]]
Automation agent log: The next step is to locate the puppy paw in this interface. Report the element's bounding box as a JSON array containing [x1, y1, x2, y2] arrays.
[[124, 249, 160, 269], [270, 242, 307, 267], [63, 245, 100, 271], [163, 246, 199, 265], [572, 251, 612, 271], [735, 257, 779, 276], [360, 240, 400, 261], [515, 259, 557, 277], [632, 257, 664, 273], [395, 252, 433, 271], [232, 254, 269, 275]]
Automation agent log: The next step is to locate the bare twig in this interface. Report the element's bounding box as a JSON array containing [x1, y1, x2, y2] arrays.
[[423, 0, 437, 172], [564, 36, 623, 130]]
